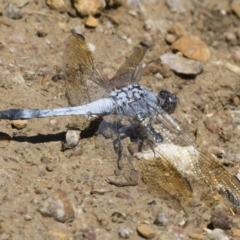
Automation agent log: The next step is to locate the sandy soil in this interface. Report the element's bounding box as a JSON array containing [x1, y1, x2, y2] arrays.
[[0, 0, 240, 239]]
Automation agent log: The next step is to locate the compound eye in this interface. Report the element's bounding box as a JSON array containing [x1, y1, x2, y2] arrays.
[[158, 90, 177, 114]]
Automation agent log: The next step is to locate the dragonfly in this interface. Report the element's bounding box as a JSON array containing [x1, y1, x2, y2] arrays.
[[0, 31, 240, 208]]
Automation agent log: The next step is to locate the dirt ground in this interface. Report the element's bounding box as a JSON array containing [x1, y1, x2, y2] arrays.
[[0, 0, 240, 239]]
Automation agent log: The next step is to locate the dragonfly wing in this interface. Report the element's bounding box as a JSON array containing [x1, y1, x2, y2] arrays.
[[198, 151, 240, 207], [137, 151, 193, 203], [110, 44, 148, 88], [129, 120, 193, 207], [63, 31, 110, 106], [136, 101, 240, 207]]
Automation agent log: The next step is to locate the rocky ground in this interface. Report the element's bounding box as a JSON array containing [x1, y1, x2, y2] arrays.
[[0, 0, 240, 239]]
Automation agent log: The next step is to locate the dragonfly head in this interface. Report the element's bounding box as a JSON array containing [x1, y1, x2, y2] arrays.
[[157, 90, 177, 114]]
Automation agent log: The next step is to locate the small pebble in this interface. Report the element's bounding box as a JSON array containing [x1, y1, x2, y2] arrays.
[[137, 224, 156, 239], [178, 219, 186, 227], [225, 32, 237, 46], [37, 30, 48, 38], [64, 129, 80, 149], [88, 43, 96, 52], [85, 15, 99, 28], [205, 228, 229, 240], [147, 200, 156, 205], [31, 198, 39, 205], [141, 33, 154, 47], [111, 211, 127, 223], [82, 226, 96, 240], [46, 0, 66, 12], [232, 95, 240, 105], [210, 210, 233, 230], [35, 188, 44, 194], [144, 19, 153, 30], [12, 72, 26, 87], [204, 119, 218, 133], [73, 0, 106, 17], [165, 33, 176, 44], [154, 212, 169, 226], [49, 119, 57, 126], [24, 214, 32, 221], [8, 34, 26, 44], [46, 164, 54, 172], [188, 232, 205, 240], [118, 227, 133, 239], [126, 38, 132, 45], [154, 73, 163, 79], [12, 120, 28, 130], [71, 25, 85, 35], [166, 0, 186, 13], [38, 189, 75, 223], [168, 23, 186, 39], [116, 192, 134, 201], [4, 3, 22, 19], [41, 156, 51, 164], [160, 52, 203, 75]]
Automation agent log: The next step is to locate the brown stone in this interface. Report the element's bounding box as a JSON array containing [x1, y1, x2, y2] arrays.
[[85, 15, 99, 28], [12, 120, 28, 129], [172, 35, 210, 62], [38, 189, 75, 223], [73, 0, 106, 17], [165, 33, 176, 44], [188, 232, 205, 240], [46, 0, 66, 13], [137, 224, 156, 239], [168, 23, 186, 39]]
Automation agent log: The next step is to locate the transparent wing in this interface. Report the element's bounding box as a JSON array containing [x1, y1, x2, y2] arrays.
[[63, 31, 111, 106], [98, 106, 194, 208], [137, 155, 193, 209], [127, 117, 194, 207], [135, 100, 240, 207], [110, 44, 148, 89]]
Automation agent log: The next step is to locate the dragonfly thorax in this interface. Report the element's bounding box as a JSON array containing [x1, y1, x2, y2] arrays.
[[110, 84, 148, 107]]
